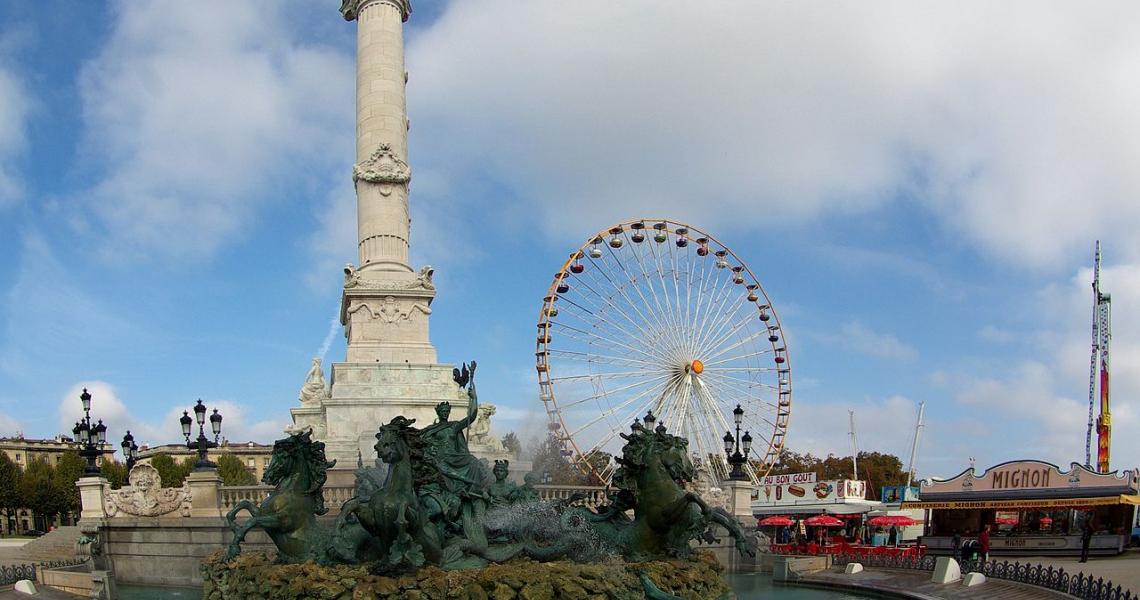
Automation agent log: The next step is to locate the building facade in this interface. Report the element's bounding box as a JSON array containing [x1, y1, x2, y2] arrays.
[[137, 440, 274, 482]]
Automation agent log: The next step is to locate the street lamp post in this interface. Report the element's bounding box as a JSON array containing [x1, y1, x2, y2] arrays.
[[121, 430, 139, 472], [722, 404, 753, 480], [72, 388, 107, 476], [181, 399, 223, 471]]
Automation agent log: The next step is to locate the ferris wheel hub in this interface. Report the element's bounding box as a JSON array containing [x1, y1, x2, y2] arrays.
[[689, 359, 705, 375]]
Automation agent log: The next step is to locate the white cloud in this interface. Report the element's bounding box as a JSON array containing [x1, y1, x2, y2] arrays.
[[73, 0, 353, 262], [948, 257, 1140, 470], [0, 410, 22, 437], [785, 394, 920, 464], [410, 2, 1140, 268], [977, 325, 1016, 344], [814, 321, 917, 361], [0, 31, 32, 207], [57, 381, 289, 458], [0, 233, 135, 378]]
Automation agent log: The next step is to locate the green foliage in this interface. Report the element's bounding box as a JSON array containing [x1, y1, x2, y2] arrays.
[[53, 452, 87, 513], [0, 454, 23, 523], [150, 453, 195, 487], [528, 434, 590, 485], [19, 457, 70, 521], [500, 432, 522, 458], [217, 454, 257, 486], [767, 449, 910, 500], [101, 461, 129, 489]]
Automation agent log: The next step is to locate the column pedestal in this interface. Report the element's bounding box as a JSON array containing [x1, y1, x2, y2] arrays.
[[722, 479, 756, 521], [76, 476, 108, 523], [186, 471, 223, 518]]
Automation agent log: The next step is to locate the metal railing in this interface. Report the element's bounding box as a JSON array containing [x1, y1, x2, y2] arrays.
[[832, 552, 1136, 600], [0, 559, 88, 586]]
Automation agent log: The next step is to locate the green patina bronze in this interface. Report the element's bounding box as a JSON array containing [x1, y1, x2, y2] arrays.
[[225, 360, 755, 586], [225, 430, 336, 563]]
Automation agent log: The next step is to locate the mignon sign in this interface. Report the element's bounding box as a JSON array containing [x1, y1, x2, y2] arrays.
[[991, 466, 1051, 490], [921, 460, 1137, 495]]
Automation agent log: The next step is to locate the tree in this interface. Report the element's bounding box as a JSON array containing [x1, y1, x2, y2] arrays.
[[0, 454, 23, 531], [529, 434, 589, 485], [19, 458, 68, 530], [53, 452, 88, 514], [501, 432, 522, 458], [101, 461, 129, 490], [150, 453, 194, 487], [216, 454, 257, 486]]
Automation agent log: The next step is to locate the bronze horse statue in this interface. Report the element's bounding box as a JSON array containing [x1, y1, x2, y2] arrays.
[[225, 430, 336, 562], [336, 417, 442, 568]]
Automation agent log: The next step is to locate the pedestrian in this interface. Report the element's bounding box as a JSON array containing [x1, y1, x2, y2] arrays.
[[952, 529, 961, 562], [979, 525, 990, 563], [888, 525, 898, 546], [1080, 516, 1094, 563]]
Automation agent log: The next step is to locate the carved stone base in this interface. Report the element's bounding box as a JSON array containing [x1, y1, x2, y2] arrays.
[[295, 362, 467, 484]]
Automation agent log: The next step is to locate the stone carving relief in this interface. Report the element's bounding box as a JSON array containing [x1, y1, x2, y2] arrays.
[[343, 263, 435, 292], [104, 464, 192, 518], [352, 143, 411, 195], [347, 296, 431, 324], [299, 357, 332, 406], [467, 404, 506, 454]]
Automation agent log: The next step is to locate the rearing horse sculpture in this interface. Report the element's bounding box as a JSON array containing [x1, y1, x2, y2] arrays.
[[336, 416, 442, 568], [225, 430, 336, 562]]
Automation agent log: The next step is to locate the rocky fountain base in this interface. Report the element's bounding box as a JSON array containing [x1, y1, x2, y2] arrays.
[[201, 551, 731, 600]]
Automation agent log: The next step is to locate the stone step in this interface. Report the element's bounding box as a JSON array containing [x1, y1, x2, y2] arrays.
[[21, 526, 82, 561]]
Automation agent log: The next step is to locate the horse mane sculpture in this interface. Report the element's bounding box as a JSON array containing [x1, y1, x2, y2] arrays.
[[225, 430, 336, 563], [335, 416, 443, 569]]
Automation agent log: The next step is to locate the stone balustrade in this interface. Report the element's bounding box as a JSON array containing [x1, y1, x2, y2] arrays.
[[534, 484, 608, 509], [82, 476, 613, 522]]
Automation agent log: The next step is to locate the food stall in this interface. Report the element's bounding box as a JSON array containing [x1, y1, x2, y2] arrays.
[[752, 472, 880, 547], [752, 472, 878, 518], [905, 460, 1139, 557]]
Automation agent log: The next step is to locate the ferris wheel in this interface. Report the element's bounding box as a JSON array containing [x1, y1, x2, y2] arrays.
[[535, 219, 792, 485]]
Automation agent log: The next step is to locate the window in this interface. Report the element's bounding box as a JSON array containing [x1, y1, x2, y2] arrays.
[[247, 459, 255, 469], [14, 454, 20, 463]]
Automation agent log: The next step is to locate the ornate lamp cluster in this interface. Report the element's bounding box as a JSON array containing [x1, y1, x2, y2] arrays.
[[180, 399, 223, 471], [72, 388, 107, 475], [723, 404, 753, 480], [120, 430, 139, 472]]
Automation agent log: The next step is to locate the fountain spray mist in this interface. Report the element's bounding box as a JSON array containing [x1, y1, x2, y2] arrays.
[[316, 302, 341, 360]]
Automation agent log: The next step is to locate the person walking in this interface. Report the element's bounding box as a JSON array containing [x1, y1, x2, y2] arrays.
[[979, 525, 991, 563], [1080, 516, 1095, 563]]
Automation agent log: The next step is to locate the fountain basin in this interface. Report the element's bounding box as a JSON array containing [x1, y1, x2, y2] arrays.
[[202, 550, 731, 600]]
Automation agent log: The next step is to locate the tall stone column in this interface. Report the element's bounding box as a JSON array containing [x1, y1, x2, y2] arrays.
[[344, 0, 413, 274], [337, 0, 437, 365], [295, 0, 467, 482]]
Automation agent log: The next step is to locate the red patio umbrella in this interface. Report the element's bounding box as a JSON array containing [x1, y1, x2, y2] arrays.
[[867, 515, 917, 527], [759, 515, 795, 526], [804, 515, 845, 527], [994, 517, 1018, 525], [1039, 517, 1053, 526]]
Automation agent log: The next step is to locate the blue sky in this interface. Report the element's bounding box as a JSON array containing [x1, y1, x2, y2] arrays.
[[2, 1, 1140, 479]]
